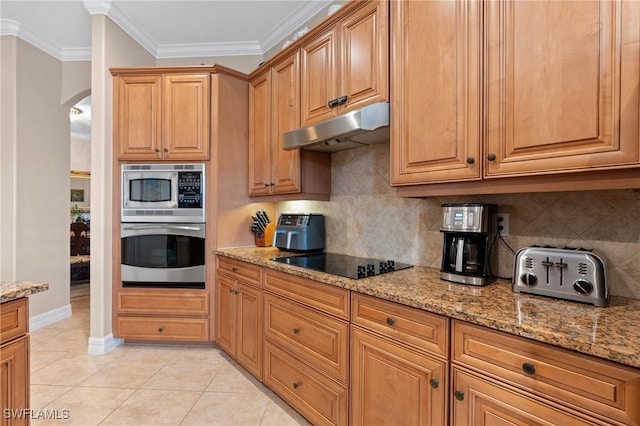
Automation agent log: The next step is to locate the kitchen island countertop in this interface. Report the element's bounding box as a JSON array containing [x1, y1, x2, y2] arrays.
[[1, 280, 49, 304], [216, 246, 640, 369]]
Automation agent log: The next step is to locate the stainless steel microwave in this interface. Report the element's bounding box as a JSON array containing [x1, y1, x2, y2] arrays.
[[121, 163, 205, 223]]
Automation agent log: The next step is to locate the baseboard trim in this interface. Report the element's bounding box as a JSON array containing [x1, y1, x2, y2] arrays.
[[29, 304, 72, 331], [87, 334, 123, 355]]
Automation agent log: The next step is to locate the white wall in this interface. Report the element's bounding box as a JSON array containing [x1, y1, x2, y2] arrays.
[[13, 39, 70, 316]]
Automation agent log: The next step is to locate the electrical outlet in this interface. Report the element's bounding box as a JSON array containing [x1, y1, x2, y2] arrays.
[[496, 213, 510, 236]]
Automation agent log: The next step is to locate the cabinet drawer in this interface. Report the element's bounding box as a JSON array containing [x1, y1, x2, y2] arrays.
[[0, 298, 28, 344], [118, 291, 209, 316], [351, 293, 449, 359], [264, 270, 349, 319], [117, 317, 209, 342], [217, 256, 262, 287], [264, 293, 349, 382], [453, 320, 640, 426], [263, 340, 348, 426]]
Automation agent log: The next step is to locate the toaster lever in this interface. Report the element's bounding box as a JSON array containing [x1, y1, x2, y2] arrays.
[[554, 262, 568, 268], [541, 261, 554, 267]]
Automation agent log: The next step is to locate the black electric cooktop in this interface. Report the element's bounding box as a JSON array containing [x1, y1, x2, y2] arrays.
[[272, 252, 413, 280]]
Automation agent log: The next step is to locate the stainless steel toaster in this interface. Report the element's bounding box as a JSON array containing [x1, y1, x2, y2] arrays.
[[513, 246, 608, 307], [273, 213, 325, 253]]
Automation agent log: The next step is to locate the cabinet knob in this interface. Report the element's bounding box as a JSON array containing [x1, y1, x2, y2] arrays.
[[155, 148, 160, 152], [429, 379, 439, 389], [264, 183, 269, 187], [522, 362, 536, 375], [163, 148, 169, 153], [229, 288, 234, 294], [487, 153, 497, 161], [466, 156, 475, 164], [234, 290, 240, 295], [386, 317, 395, 326], [293, 328, 300, 334], [158, 327, 164, 333], [293, 382, 300, 389], [231, 267, 238, 272], [454, 390, 465, 401]]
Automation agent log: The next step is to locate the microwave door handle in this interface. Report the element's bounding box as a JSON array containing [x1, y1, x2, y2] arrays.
[[455, 237, 465, 272], [122, 224, 202, 232]]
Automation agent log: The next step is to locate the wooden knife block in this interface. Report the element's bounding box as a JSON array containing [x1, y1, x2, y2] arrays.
[[255, 222, 276, 247]]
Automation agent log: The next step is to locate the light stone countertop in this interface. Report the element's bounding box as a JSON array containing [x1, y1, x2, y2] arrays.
[[1, 280, 49, 304], [216, 246, 640, 369]]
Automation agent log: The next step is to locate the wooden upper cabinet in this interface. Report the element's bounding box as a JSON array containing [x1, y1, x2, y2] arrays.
[[339, 0, 388, 113], [391, 0, 640, 189], [248, 53, 302, 196], [301, 0, 388, 127], [113, 70, 210, 161], [162, 73, 210, 161], [248, 69, 273, 195], [114, 74, 163, 160], [271, 52, 302, 194], [301, 25, 338, 126], [485, 0, 640, 177], [391, 0, 482, 185]]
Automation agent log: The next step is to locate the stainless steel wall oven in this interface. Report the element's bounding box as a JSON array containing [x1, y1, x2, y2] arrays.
[[121, 223, 205, 289]]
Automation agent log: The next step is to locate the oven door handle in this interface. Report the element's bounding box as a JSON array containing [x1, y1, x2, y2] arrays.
[[122, 224, 203, 232]]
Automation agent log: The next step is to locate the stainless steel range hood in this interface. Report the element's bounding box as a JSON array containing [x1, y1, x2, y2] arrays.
[[282, 102, 389, 153]]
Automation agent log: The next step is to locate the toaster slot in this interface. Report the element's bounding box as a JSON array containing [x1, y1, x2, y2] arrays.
[[541, 257, 553, 284]]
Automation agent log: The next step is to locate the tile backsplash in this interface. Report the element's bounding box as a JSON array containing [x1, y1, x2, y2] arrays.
[[277, 143, 640, 299]]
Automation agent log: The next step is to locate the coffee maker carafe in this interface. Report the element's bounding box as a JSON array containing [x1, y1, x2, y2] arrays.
[[440, 203, 497, 286]]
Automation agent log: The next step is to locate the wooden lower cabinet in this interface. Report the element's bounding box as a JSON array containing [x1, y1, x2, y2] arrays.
[[1, 298, 29, 426], [451, 367, 601, 426], [215, 270, 262, 379], [115, 290, 210, 343], [350, 326, 447, 426], [452, 320, 640, 425], [263, 340, 348, 426]]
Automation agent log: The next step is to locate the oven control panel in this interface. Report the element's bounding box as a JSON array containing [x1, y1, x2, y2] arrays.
[[177, 171, 203, 208]]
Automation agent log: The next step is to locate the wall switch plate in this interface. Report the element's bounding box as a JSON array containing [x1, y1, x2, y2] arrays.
[[496, 213, 509, 236]]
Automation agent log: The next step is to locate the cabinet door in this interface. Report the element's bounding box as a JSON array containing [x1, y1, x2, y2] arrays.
[[215, 274, 237, 355], [451, 368, 598, 426], [249, 70, 273, 196], [301, 25, 339, 126], [339, 0, 388, 113], [163, 73, 210, 160], [350, 326, 447, 426], [391, 0, 482, 185], [236, 282, 262, 379], [115, 74, 163, 160], [1, 336, 29, 426], [271, 52, 302, 194], [485, 0, 640, 177]]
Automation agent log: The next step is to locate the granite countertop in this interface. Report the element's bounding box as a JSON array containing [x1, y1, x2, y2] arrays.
[[1, 281, 49, 304], [216, 246, 640, 369]]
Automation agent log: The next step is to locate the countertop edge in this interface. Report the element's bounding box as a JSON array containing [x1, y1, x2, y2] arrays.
[[0, 281, 49, 304]]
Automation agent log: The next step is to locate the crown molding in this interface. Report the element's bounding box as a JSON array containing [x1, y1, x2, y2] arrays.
[[156, 41, 263, 59], [259, 0, 332, 53], [0, 19, 20, 35], [82, 0, 112, 15], [102, 2, 158, 57]]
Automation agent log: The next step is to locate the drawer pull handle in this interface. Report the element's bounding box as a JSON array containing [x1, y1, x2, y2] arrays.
[[231, 267, 238, 272], [293, 382, 300, 389], [454, 390, 464, 401], [158, 327, 164, 333], [293, 328, 300, 334], [386, 317, 395, 326], [429, 379, 439, 389], [522, 362, 536, 375]]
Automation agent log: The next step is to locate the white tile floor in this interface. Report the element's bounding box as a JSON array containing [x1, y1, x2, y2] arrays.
[[30, 294, 310, 426]]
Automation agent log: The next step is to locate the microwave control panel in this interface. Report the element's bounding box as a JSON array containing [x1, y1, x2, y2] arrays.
[[177, 171, 203, 208]]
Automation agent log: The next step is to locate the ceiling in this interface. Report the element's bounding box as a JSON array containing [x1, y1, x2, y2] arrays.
[[0, 0, 333, 61], [1, 0, 334, 140]]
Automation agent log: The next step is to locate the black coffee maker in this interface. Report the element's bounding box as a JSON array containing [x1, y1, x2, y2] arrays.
[[440, 203, 497, 286]]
